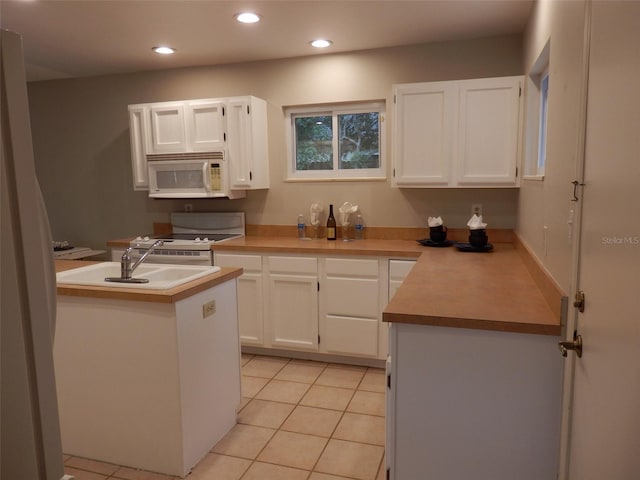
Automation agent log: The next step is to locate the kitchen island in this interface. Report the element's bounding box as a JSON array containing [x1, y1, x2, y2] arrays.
[[54, 261, 243, 478]]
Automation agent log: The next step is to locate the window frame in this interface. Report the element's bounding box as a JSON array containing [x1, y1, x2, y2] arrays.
[[537, 70, 550, 174], [523, 40, 550, 181], [285, 102, 386, 181]]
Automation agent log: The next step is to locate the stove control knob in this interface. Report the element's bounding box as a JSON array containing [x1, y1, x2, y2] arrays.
[[143, 236, 149, 241], [135, 236, 143, 241], [203, 237, 209, 242], [195, 237, 201, 242]]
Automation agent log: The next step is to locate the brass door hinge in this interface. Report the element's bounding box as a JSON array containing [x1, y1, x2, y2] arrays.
[[574, 290, 585, 313]]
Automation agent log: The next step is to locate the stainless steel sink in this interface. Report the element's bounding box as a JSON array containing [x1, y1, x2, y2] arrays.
[[56, 262, 221, 290]]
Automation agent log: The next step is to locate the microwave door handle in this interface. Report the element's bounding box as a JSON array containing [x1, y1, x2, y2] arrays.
[[202, 163, 211, 190]]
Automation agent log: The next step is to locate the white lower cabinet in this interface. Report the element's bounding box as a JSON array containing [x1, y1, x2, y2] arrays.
[[216, 251, 411, 360], [319, 257, 387, 359], [389, 259, 416, 300], [265, 255, 319, 351], [215, 253, 264, 346], [386, 322, 562, 480]]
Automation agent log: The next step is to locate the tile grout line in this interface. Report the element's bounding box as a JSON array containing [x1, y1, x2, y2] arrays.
[[237, 355, 294, 480], [238, 356, 328, 479], [307, 363, 371, 478]]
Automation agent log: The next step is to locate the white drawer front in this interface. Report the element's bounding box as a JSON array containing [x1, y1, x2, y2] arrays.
[[326, 277, 379, 318], [324, 315, 379, 357], [268, 256, 318, 275], [325, 257, 379, 277], [215, 253, 262, 271]]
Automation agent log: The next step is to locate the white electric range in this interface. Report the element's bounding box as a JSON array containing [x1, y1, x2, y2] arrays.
[[116, 212, 245, 266]]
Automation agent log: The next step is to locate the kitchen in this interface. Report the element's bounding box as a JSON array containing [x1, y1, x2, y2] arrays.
[[1, 1, 638, 480]]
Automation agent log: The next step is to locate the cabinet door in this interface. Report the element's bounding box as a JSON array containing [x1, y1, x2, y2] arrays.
[[226, 97, 270, 190], [266, 256, 318, 351], [456, 76, 522, 185], [128, 105, 150, 189], [226, 99, 253, 189], [185, 100, 226, 151], [214, 253, 264, 346], [321, 258, 381, 357], [392, 82, 456, 186], [149, 103, 186, 153], [389, 259, 416, 300]]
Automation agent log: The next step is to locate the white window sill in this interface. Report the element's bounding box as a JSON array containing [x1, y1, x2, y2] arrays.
[[285, 176, 387, 183]]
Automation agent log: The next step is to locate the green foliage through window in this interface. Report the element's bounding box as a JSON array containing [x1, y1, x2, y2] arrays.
[[295, 116, 333, 170], [338, 113, 379, 169], [291, 105, 384, 178]]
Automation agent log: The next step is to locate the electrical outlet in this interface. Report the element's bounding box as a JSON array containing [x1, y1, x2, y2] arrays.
[[184, 203, 193, 212], [202, 300, 216, 318], [471, 204, 483, 217]]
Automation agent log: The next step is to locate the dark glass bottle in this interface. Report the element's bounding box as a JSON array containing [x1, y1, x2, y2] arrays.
[[326, 204, 336, 240]]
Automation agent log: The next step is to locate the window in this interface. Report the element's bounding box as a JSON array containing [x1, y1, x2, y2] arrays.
[[537, 71, 549, 173], [286, 102, 386, 180], [523, 40, 550, 180]]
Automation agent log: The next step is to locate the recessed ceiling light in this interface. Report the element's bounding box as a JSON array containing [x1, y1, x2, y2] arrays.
[[153, 46, 175, 55], [310, 39, 332, 49], [235, 12, 261, 24]]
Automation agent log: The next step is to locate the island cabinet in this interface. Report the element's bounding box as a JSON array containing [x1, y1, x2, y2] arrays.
[[392, 75, 523, 188], [54, 265, 243, 477]]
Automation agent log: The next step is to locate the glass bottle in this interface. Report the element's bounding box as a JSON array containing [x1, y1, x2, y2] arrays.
[[297, 214, 305, 239], [326, 204, 336, 240]]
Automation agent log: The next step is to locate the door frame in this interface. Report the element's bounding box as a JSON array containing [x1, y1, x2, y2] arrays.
[[557, 1, 592, 478]]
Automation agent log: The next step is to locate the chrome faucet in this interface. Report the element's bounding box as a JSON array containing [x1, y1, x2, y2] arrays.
[[120, 240, 164, 280]]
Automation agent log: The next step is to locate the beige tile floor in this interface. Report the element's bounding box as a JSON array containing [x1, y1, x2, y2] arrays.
[[63, 354, 386, 480]]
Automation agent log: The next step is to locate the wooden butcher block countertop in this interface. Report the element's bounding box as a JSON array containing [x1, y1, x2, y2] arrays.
[[55, 260, 242, 304]]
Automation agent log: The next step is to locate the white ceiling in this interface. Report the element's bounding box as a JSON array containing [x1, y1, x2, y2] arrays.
[[1, 0, 533, 82]]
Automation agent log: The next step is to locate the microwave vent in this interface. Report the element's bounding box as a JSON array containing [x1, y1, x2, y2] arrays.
[[147, 151, 224, 162]]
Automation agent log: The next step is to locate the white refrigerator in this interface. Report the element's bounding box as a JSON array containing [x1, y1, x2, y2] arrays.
[[1, 29, 66, 480]]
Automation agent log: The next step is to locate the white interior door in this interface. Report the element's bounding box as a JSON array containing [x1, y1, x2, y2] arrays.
[[566, 2, 640, 478]]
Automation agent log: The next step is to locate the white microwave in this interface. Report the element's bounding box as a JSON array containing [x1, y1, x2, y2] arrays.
[[147, 152, 245, 199]]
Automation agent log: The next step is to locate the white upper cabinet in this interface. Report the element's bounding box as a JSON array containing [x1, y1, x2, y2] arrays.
[[226, 96, 269, 190], [392, 76, 523, 188], [149, 102, 187, 153], [128, 96, 269, 190], [128, 105, 150, 190], [456, 77, 522, 185], [148, 100, 225, 153], [185, 100, 226, 152], [392, 82, 456, 186]]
